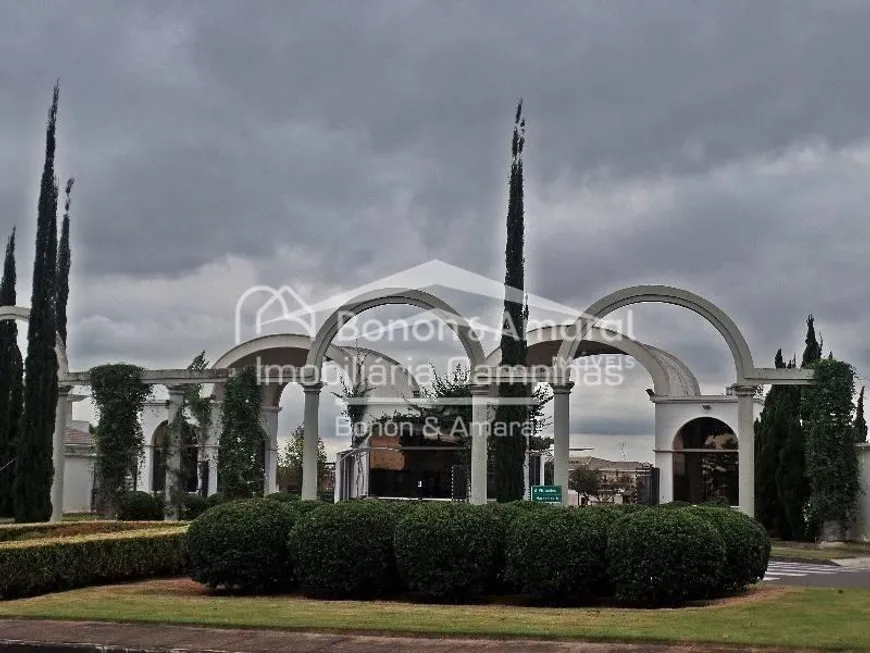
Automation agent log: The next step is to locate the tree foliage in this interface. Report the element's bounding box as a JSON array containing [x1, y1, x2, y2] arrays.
[[277, 423, 327, 493], [16, 83, 62, 522], [90, 363, 150, 518], [568, 464, 601, 501], [493, 100, 529, 502], [0, 230, 22, 517], [853, 386, 867, 444], [218, 366, 265, 498], [55, 178, 73, 346], [802, 357, 861, 537], [166, 351, 214, 508], [333, 349, 374, 445]]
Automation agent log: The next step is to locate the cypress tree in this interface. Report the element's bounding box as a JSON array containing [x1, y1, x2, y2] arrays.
[[56, 178, 73, 346], [773, 315, 823, 541], [853, 386, 867, 444], [493, 101, 529, 502], [754, 349, 786, 535], [801, 314, 822, 368], [0, 230, 23, 517], [14, 83, 61, 522]]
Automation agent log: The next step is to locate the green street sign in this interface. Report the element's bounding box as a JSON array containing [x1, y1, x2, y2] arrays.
[[531, 485, 563, 503]]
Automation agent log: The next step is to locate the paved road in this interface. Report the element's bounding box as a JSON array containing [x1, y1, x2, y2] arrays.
[[763, 561, 870, 587]]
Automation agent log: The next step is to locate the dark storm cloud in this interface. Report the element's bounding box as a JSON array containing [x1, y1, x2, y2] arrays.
[[2, 0, 870, 416]]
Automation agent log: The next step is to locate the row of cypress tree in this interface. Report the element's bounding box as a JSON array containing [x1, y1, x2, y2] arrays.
[[755, 315, 865, 540], [0, 83, 73, 522]]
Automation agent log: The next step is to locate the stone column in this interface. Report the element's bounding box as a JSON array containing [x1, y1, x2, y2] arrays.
[[736, 384, 756, 517], [50, 385, 74, 523], [552, 381, 574, 506], [164, 385, 186, 520], [302, 382, 323, 501], [653, 402, 674, 504], [260, 405, 281, 494], [204, 400, 222, 495], [470, 385, 491, 504], [655, 452, 674, 505]]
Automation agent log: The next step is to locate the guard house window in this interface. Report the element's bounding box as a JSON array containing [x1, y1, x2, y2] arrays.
[[672, 417, 738, 506]]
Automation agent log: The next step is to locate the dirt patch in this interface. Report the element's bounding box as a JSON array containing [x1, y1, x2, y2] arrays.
[[110, 578, 795, 611], [117, 578, 211, 597], [696, 584, 795, 609]]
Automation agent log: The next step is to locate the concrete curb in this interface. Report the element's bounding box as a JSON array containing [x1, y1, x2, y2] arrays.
[[833, 556, 870, 569], [0, 620, 818, 653]]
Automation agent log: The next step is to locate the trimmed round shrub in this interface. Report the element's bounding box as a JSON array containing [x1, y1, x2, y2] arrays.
[[290, 501, 404, 598], [187, 499, 302, 592], [266, 492, 300, 502], [180, 494, 210, 520], [505, 506, 612, 602], [394, 504, 503, 601], [204, 492, 227, 508], [117, 491, 163, 521], [485, 501, 553, 591], [686, 506, 770, 593], [607, 506, 726, 606]]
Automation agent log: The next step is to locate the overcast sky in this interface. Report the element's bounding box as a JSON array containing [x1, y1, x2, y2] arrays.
[[3, 1, 870, 462]]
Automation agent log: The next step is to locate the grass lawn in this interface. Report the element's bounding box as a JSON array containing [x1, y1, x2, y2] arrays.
[[1, 580, 870, 650]]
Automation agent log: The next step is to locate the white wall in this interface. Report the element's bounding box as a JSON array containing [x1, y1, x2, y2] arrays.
[[63, 454, 94, 513], [848, 444, 870, 542]]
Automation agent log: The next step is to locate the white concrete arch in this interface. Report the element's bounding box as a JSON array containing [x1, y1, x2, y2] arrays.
[[646, 345, 701, 396], [213, 333, 353, 373], [340, 345, 422, 394], [555, 286, 755, 383], [305, 288, 486, 375], [212, 333, 421, 394], [485, 324, 676, 396], [671, 415, 737, 445], [0, 305, 69, 377]]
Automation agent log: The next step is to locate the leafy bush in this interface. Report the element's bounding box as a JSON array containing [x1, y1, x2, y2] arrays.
[[0, 520, 178, 543], [187, 498, 303, 592], [505, 506, 612, 602], [204, 492, 227, 509], [0, 527, 187, 599], [290, 501, 403, 598], [117, 491, 164, 521], [394, 504, 503, 601], [607, 506, 726, 606], [266, 492, 300, 502], [180, 494, 210, 520], [686, 505, 770, 592]]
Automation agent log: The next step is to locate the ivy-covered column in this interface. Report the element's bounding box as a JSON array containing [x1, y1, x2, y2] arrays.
[[205, 400, 221, 496], [50, 384, 74, 522], [301, 381, 322, 500], [164, 384, 185, 519]]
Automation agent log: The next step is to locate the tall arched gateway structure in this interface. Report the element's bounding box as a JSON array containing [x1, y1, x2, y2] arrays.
[[303, 288, 487, 501], [552, 285, 813, 515]]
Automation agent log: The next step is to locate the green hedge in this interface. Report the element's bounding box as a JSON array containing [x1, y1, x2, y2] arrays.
[[685, 505, 770, 593], [505, 506, 612, 602], [0, 527, 187, 599], [187, 498, 309, 592], [118, 491, 164, 521], [290, 501, 404, 598], [394, 504, 503, 600], [607, 507, 726, 606]]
